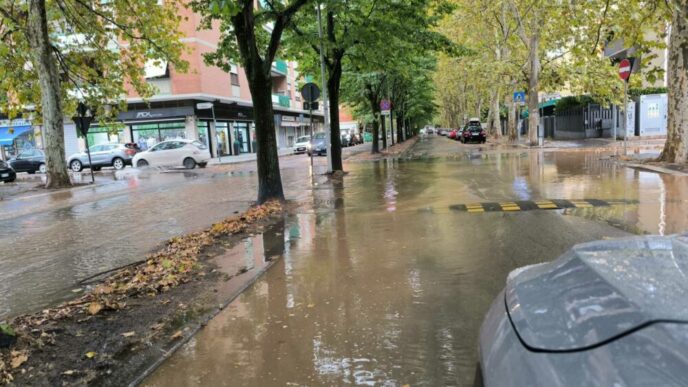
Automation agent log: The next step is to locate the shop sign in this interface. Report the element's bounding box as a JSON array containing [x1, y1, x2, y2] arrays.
[[118, 106, 194, 121]]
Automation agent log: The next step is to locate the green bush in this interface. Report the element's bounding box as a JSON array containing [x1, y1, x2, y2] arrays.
[[555, 95, 599, 111], [628, 87, 667, 97]]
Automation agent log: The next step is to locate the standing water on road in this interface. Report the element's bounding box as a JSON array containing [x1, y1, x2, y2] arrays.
[[144, 139, 688, 386]]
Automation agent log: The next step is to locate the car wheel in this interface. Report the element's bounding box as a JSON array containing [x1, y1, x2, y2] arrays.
[[5, 177, 15, 183], [70, 159, 83, 172], [38, 163, 46, 174], [136, 159, 149, 168], [473, 362, 484, 387], [112, 157, 125, 170], [93, 166, 102, 171], [198, 162, 207, 169], [183, 157, 196, 169]]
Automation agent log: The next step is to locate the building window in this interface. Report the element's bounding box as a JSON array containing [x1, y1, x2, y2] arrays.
[[231, 73, 240, 86]]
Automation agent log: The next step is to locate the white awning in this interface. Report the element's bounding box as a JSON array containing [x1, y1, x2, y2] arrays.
[[144, 60, 168, 79]]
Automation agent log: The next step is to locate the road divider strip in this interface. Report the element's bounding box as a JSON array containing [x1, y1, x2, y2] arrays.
[[450, 199, 636, 213]]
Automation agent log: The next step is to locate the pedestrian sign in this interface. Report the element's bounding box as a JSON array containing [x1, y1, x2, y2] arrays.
[[513, 91, 526, 104]]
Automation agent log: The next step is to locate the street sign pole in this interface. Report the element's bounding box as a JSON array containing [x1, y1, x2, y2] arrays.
[[316, 2, 332, 173], [83, 127, 95, 184], [309, 103, 314, 171], [623, 79, 628, 155]]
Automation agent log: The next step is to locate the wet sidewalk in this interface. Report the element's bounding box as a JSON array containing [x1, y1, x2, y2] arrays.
[[142, 137, 688, 386]]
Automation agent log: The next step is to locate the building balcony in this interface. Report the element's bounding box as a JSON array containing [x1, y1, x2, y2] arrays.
[[272, 94, 290, 108], [271, 60, 288, 77]]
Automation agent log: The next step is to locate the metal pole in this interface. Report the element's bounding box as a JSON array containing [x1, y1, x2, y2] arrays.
[[623, 79, 628, 155], [316, 2, 332, 173], [84, 131, 94, 184], [211, 105, 220, 163], [309, 105, 314, 170]]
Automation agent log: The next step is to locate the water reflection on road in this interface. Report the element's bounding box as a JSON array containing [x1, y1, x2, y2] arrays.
[[144, 139, 688, 386]]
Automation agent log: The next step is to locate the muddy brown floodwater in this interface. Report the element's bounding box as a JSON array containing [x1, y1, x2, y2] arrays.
[[143, 137, 688, 386]]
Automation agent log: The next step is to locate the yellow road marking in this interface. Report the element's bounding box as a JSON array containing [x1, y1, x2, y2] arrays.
[[571, 201, 592, 208], [537, 203, 558, 209], [502, 206, 521, 211], [467, 208, 485, 213]]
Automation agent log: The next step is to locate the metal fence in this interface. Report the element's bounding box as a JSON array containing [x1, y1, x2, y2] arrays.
[[554, 104, 621, 140]]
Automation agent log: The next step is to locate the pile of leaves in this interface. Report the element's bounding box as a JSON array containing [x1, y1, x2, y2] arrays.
[[0, 200, 283, 380]]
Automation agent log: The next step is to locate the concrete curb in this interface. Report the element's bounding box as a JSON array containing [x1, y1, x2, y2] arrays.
[[621, 162, 688, 176]]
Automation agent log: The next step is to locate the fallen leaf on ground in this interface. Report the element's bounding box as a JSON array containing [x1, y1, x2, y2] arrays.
[[10, 351, 28, 369], [85, 351, 96, 359], [170, 330, 183, 340], [88, 302, 103, 316], [62, 370, 77, 375], [121, 331, 136, 337], [150, 323, 164, 331], [307, 304, 315, 308]]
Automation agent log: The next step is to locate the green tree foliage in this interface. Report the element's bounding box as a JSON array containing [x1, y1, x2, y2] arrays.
[[285, 0, 457, 158], [0, 0, 188, 187]]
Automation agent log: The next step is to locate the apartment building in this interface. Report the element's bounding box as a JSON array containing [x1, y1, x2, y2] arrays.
[[108, 6, 324, 158]]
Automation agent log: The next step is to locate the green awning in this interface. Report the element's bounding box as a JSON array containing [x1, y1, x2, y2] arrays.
[[521, 99, 559, 118]]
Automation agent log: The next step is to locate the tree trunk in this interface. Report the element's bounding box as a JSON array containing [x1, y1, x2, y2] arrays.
[[396, 114, 404, 143], [507, 88, 518, 141], [381, 114, 387, 149], [371, 114, 380, 154], [327, 58, 344, 171], [247, 71, 285, 203], [27, 0, 71, 188], [527, 33, 540, 146], [491, 89, 501, 138], [660, 2, 688, 163]]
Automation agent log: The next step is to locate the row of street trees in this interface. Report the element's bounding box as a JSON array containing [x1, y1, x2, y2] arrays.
[[190, 0, 456, 203], [434, 0, 688, 164], [1, 0, 454, 204]]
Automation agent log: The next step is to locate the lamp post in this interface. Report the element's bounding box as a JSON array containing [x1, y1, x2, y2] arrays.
[[72, 102, 95, 183]]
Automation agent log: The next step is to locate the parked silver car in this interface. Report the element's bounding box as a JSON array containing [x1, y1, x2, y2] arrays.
[[67, 143, 139, 172], [477, 234, 688, 387]]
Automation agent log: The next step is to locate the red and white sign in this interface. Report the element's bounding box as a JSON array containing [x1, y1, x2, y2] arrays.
[[619, 59, 632, 81]]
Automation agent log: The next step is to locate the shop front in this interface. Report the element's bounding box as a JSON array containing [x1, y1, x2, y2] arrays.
[[118, 106, 195, 151], [0, 119, 35, 159]]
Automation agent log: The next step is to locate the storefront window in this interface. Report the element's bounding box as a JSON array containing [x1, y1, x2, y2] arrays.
[[216, 122, 230, 156], [233, 122, 250, 154], [197, 121, 210, 148], [86, 126, 125, 146], [132, 121, 186, 150]]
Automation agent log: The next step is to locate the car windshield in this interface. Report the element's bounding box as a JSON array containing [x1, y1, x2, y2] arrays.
[[314, 133, 326, 140], [192, 141, 207, 150], [296, 136, 310, 143]]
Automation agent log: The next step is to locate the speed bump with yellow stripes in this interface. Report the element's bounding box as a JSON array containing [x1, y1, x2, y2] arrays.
[[450, 199, 634, 213]]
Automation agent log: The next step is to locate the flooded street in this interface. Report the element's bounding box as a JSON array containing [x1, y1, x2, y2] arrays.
[[144, 137, 688, 386], [0, 153, 355, 319]]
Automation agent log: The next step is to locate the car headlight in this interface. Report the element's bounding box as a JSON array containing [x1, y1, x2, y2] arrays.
[[306, 143, 312, 149], [0, 161, 6, 168]]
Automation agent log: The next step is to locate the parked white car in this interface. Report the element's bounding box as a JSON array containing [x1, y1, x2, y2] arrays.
[[293, 136, 310, 154], [132, 140, 210, 169]]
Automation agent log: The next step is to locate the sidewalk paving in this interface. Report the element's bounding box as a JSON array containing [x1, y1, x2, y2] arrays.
[[209, 148, 296, 165]]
